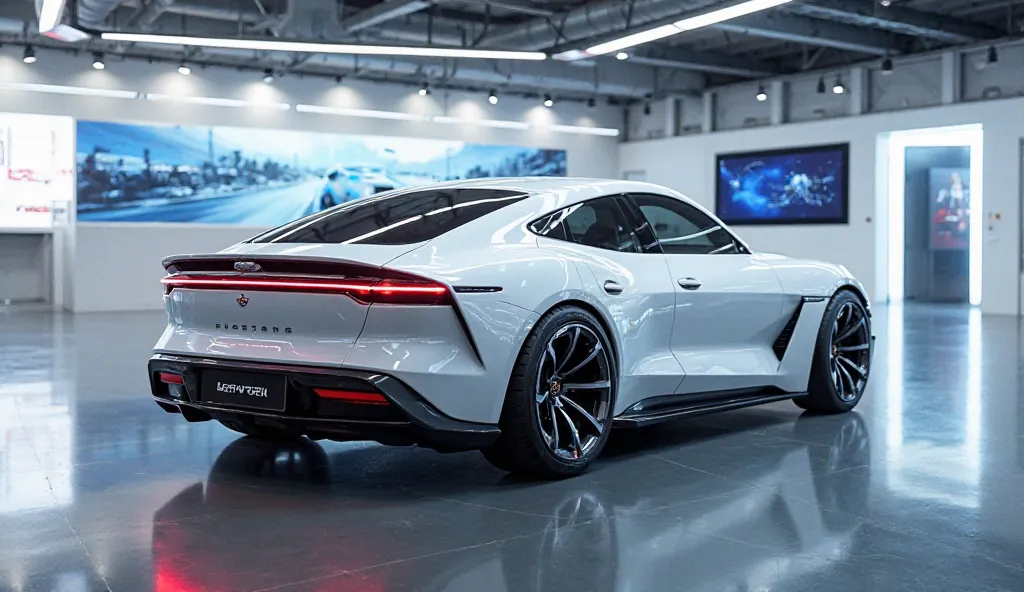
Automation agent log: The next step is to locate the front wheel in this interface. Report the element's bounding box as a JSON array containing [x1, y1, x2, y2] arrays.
[[482, 306, 616, 479], [796, 291, 872, 414]]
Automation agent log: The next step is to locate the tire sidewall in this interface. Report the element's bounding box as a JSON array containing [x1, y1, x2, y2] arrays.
[[813, 292, 871, 411]]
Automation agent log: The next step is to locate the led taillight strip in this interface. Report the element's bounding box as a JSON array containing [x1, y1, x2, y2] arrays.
[[161, 275, 450, 304]]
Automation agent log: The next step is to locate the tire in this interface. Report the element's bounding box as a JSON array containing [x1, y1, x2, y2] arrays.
[[219, 419, 295, 440], [798, 291, 872, 414], [482, 305, 616, 479]]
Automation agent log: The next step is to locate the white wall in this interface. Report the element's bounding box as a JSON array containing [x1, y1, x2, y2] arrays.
[[619, 98, 1024, 316], [0, 46, 622, 313]]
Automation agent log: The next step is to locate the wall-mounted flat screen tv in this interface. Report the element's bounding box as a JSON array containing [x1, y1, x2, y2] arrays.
[[715, 143, 849, 225]]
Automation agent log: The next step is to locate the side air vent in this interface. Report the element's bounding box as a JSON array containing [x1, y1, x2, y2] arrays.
[[772, 301, 803, 360]]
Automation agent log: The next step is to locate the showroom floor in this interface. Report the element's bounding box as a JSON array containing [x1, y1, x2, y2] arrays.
[[1, 304, 1022, 592]]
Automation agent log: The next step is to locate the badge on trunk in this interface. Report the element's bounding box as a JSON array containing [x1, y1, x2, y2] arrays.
[[237, 294, 249, 307]]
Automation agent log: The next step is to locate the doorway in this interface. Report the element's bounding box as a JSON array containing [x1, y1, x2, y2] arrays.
[[884, 125, 983, 306]]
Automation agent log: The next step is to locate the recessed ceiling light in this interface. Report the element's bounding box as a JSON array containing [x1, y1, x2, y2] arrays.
[[615, 51, 629, 60]]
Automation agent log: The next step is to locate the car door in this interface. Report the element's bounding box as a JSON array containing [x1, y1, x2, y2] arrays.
[[531, 195, 683, 415], [626, 192, 786, 395]]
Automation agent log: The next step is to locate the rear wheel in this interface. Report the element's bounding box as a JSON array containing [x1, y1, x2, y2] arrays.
[[797, 291, 872, 413], [482, 306, 615, 479]]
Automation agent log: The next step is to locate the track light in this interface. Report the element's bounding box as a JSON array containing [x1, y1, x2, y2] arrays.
[[816, 75, 826, 94], [881, 57, 894, 75], [643, 100, 651, 115], [832, 75, 845, 94], [755, 84, 767, 102], [22, 45, 37, 64], [616, 51, 629, 60], [488, 89, 498, 105], [987, 46, 998, 65], [587, 97, 596, 108], [262, 68, 274, 83], [418, 82, 430, 96], [91, 53, 105, 70], [177, 60, 191, 76], [880, 0, 890, 6], [543, 94, 554, 107]]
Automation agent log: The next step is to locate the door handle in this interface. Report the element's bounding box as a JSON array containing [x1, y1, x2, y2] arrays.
[[603, 280, 623, 295], [678, 278, 702, 290]]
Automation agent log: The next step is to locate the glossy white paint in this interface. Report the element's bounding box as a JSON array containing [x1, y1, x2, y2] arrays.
[[154, 178, 872, 425], [666, 253, 784, 395]]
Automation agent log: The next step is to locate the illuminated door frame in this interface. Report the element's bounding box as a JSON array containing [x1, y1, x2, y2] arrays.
[[885, 124, 983, 306]]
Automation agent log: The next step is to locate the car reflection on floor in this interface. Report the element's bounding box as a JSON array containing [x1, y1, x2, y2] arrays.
[[151, 413, 869, 592]]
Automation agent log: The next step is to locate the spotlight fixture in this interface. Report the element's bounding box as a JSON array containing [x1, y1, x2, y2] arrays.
[[987, 45, 998, 65], [418, 82, 430, 96], [177, 60, 191, 76], [488, 89, 498, 105], [22, 45, 36, 64], [832, 75, 845, 95], [880, 0, 890, 6], [881, 57, 894, 75], [816, 75, 826, 94], [587, 97, 596, 108], [91, 53, 105, 70], [615, 51, 629, 60], [755, 84, 767, 102], [643, 100, 651, 115], [262, 68, 274, 83], [543, 94, 554, 107]]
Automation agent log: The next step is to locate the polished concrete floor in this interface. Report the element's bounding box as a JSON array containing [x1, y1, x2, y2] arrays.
[[1, 304, 1022, 592]]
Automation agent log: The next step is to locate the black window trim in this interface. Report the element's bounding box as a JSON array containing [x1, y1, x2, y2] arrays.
[[620, 192, 751, 255]]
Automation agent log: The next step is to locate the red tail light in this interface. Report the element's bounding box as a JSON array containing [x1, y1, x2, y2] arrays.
[[161, 276, 450, 305], [314, 388, 389, 405], [159, 372, 184, 385]]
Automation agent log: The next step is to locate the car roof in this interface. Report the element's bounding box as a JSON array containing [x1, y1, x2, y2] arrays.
[[406, 177, 684, 204]]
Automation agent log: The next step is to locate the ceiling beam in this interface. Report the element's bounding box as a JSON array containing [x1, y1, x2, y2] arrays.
[[713, 11, 893, 56], [339, 0, 433, 33], [629, 47, 778, 78], [790, 0, 1001, 44]]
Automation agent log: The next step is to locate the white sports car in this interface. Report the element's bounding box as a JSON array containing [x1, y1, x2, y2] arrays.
[[149, 178, 873, 478]]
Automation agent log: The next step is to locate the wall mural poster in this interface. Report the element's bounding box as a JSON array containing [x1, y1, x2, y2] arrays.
[[75, 120, 567, 224]]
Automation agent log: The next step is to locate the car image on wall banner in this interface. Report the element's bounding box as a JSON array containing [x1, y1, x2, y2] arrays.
[[75, 120, 567, 225]]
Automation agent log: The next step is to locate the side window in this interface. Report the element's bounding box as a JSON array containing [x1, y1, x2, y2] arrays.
[[530, 196, 640, 253], [630, 193, 739, 255]]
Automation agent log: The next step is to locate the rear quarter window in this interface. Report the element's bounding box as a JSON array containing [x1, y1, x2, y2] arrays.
[[251, 188, 527, 244]]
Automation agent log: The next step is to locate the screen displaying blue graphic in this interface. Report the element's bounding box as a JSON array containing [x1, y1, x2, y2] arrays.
[[76, 120, 567, 224], [715, 143, 848, 225]]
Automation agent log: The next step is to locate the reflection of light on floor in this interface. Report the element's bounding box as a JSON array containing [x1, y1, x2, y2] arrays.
[[0, 382, 72, 513], [885, 308, 981, 508]]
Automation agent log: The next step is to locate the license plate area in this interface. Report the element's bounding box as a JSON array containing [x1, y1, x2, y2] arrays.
[[200, 369, 287, 411]]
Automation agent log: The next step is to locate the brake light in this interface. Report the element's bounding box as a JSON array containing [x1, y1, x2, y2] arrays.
[[161, 275, 450, 305], [159, 372, 184, 385], [314, 388, 389, 405]]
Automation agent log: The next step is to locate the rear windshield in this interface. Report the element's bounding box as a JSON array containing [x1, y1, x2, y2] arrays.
[[251, 188, 527, 244]]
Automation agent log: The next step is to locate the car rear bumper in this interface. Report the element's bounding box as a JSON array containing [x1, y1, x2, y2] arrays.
[[147, 354, 500, 452]]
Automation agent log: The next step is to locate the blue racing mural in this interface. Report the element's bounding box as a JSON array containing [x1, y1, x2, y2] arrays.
[[76, 120, 567, 224]]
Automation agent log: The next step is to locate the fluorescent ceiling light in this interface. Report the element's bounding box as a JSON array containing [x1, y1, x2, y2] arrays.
[[544, 124, 620, 137], [37, 0, 65, 32], [432, 116, 529, 130], [100, 32, 548, 61], [585, 0, 792, 57], [146, 93, 291, 110], [295, 104, 424, 121], [0, 82, 138, 99]]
